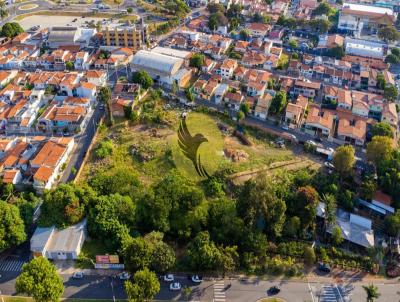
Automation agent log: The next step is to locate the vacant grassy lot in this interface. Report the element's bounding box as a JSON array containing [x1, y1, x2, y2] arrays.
[[80, 98, 296, 186]]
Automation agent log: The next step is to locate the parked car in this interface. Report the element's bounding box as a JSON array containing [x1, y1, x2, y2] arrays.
[[324, 162, 335, 170], [268, 286, 281, 295], [281, 125, 289, 131], [315, 137, 323, 142], [170, 282, 181, 291], [317, 262, 331, 273], [164, 274, 174, 282], [119, 272, 131, 280], [191, 275, 203, 283], [72, 272, 84, 279], [306, 140, 317, 146]]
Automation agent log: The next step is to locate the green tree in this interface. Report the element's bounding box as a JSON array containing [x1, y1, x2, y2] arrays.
[[132, 70, 153, 89], [367, 136, 393, 165], [207, 2, 225, 13], [377, 149, 400, 207], [331, 225, 344, 245], [238, 174, 286, 238], [378, 26, 400, 43], [125, 268, 160, 302], [239, 29, 249, 40], [236, 110, 245, 122], [308, 19, 331, 34], [127, 7, 133, 13], [0, 1, 8, 19], [98, 86, 113, 126], [217, 245, 239, 275], [65, 61, 74, 71], [39, 184, 95, 228], [187, 231, 221, 270], [332, 145, 355, 178], [150, 241, 176, 273], [208, 14, 219, 30], [362, 284, 380, 302], [293, 186, 319, 230], [384, 210, 400, 237], [123, 237, 152, 273], [327, 46, 345, 59], [303, 246, 316, 266], [0, 201, 26, 251], [88, 193, 136, 251], [385, 53, 400, 64], [185, 87, 195, 103], [1, 22, 24, 38], [360, 179, 377, 200], [283, 216, 301, 238], [288, 39, 298, 48], [189, 53, 205, 69], [182, 286, 192, 301], [384, 84, 398, 102], [239, 103, 250, 115], [95, 139, 113, 159], [376, 74, 386, 90], [207, 197, 244, 245], [371, 122, 394, 138], [268, 91, 287, 114], [391, 47, 400, 56], [322, 193, 336, 226], [16, 257, 64, 302], [313, 2, 332, 15]]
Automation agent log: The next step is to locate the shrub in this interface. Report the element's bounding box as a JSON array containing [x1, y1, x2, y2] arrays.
[[95, 139, 113, 159]]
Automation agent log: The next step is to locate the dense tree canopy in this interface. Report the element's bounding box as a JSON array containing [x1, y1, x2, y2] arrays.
[[268, 91, 287, 115], [16, 257, 64, 302], [332, 145, 355, 177], [132, 70, 153, 89], [39, 184, 96, 228], [189, 53, 205, 69], [367, 136, 393, 165], [371, 122, 394, 138], [1, 22, 24, 38], [238, 175, 286, 238], [0, 201, 26, 251], [125, 268, 160, 302]]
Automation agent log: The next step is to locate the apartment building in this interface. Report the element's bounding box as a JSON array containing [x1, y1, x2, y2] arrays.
[[103, 22, 149, 50]]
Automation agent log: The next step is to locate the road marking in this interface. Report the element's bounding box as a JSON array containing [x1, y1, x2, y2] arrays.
[[0, 260, 25, 272], [308, 282, 315, 302], [213, 281, 225, 302]]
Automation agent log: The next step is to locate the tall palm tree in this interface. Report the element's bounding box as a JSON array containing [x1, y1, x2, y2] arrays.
[[363, 284, 380, 302], [321, 193, 337, 240]]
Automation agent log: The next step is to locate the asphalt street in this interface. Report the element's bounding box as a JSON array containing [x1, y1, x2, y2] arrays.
[[59, 104, 103, 183], [2, 270, 400, 301]]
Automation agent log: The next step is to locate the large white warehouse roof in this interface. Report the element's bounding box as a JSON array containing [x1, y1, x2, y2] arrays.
[[131, 50, 183, 77]]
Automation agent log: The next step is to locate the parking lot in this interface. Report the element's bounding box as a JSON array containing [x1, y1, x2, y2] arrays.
[[18, 15, 112, 30]]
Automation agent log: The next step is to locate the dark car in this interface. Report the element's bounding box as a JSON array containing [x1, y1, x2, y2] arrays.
[[315, 137, 323, 142], [318, 262, 331, 273], [268, 286, 281, 295]]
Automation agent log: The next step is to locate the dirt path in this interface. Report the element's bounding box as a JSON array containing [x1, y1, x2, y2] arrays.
[[229, 157, 321, 185]]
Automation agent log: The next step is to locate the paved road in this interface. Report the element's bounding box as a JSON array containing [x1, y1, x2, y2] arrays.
[[59, 104, 103, 183], [1, 271, 400, 301]]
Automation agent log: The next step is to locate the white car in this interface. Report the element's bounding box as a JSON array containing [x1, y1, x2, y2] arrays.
[[119, 272, 131, 280], [281, 125, 289, 131], [164, 274, 174, 282], [72, 272, 84, 279], [191, 275, 202, 283], [170, 282, 181, 291], [306, 140, 317, 146]]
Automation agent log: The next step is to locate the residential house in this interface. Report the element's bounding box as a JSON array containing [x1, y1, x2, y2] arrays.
[[337, 118, 367, 145], [293, 80, 321, 98], [304, 106, 335, 137]]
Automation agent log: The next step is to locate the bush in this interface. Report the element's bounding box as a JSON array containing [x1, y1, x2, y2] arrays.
[[95, 139, 113, 159]]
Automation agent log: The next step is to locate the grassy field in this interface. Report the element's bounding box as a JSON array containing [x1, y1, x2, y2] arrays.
[[75, 239, 111, 269], [80, 95, 296, 186]]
